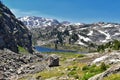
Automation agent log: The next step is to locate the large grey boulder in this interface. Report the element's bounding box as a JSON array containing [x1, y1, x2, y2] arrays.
[[48, 54, 59, 67]]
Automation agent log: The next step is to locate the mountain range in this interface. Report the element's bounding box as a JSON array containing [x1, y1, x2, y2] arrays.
[[18, 16, 84, 29], [18, 16, 60, 29], [18, 16, 120, 47]]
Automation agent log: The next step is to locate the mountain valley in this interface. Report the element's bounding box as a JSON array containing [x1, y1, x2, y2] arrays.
[[0, 1, 120, 80]]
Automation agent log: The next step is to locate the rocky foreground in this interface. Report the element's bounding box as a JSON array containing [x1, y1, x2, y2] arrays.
[[0, 49, 49, 80], [14, 51, 120, 80], [88, 51, 120, 80], [0, 48, 120, 80]]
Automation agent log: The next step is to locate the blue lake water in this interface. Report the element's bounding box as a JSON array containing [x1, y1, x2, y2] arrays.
[[34, 46, 76, 53]]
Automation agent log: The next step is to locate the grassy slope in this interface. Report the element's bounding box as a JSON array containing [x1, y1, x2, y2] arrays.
[[18, 46, 29, 54], [18, 52, 108, 80], [103, 73, 120, 80]]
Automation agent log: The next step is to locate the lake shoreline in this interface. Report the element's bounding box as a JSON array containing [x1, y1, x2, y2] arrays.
[[34, 46, 89, 54]]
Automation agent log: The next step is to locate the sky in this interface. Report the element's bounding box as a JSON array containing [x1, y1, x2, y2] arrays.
[[2, 0, 120, 23]]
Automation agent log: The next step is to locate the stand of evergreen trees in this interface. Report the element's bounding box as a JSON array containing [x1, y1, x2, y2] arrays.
[[97, 40, 120, 52]]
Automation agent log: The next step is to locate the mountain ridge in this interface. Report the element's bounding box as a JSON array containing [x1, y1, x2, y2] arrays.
[[19, 16, 120, 48], [18, 16, 85, 29]]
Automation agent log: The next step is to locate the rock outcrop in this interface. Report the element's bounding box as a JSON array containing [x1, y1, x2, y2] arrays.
[[48, 54, 59, 67], [91, 51, 120, 65], [0, 49, 47, 80], [0, 1, 33, 53], [89, 51, 120, 80]]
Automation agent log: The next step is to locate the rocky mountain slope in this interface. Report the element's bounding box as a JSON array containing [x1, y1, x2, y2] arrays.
[[89, 51, 120, 80], [19, 16, 120, 48], [0, 2, 33, 53], [18, 16, 60, 30], [18, 16, 83, 29]]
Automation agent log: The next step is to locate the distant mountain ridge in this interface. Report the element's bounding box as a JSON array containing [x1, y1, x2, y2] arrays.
[[18, 16, 84, 29], [18, 16, 120, 47], [18, 16, 60, 29]]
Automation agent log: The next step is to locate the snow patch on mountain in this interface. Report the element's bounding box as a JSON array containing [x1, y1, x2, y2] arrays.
[[76, 40, 86, 46], [98, 30, 111, 39], [102, 24, 113, 28], [87, 30, 93, 36], [73, 23, 84, 26], [78, 34, 91, 42], [113, 33, 120, 36]]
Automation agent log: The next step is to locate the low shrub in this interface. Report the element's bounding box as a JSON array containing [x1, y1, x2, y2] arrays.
[[100, 62, 107, 71], [82, 72, 94, 80], [68, 71, 76, 76], [82, 65, 89, 71]]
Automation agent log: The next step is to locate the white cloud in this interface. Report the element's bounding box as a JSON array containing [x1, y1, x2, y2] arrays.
[[10, 8, 43, 17]]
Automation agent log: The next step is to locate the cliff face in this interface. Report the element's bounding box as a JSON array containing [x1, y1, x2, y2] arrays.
[[0, 2, 33, 53]]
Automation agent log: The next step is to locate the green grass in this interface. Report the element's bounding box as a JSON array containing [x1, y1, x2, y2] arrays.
[[18, 52, 85, 80], [81, 63, 109, 80], [103, 73, 120, 80], [18, 46, 29, 54], [34, 67, 64, 79], [36, 52, 80, 79], [44, 52, 85, 61]]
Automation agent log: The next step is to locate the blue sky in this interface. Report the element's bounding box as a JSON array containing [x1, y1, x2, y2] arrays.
[[3, 0, 120, 23]]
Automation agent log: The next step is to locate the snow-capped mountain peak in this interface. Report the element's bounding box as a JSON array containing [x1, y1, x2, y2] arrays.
[[18, 16, 60, 29], [18, 16, 120, 46]]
